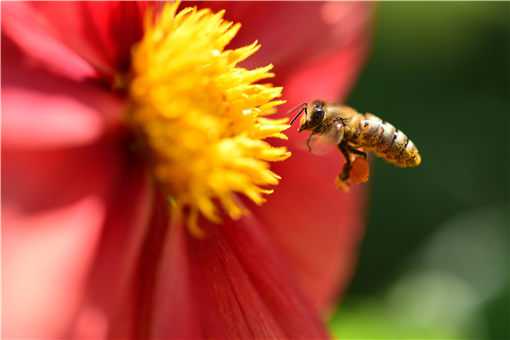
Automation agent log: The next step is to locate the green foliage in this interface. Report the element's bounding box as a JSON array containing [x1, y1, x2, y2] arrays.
[[336, 3, 510, 340]]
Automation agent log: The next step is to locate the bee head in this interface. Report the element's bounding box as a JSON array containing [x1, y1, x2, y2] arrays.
[[298, 100, 325, 132], [288, 100, 326, 131]]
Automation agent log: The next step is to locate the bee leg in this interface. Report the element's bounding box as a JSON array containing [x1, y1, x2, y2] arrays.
[[338, 142, 353, 181], [306, 132, 316, 152], [347, 145, 367, 159]]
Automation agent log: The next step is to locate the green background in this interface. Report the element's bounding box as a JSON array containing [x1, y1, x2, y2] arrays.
[[330, 3, 509, 340]]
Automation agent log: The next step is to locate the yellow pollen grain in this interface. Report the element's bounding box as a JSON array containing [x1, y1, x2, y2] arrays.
[[128, 3, 290, 236]]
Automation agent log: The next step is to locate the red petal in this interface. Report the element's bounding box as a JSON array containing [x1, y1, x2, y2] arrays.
[[251, 147, 366, 315], [146, 201, 202, 339], [2, 198, 106, 338], [2, 2, 146, 78], [201, 2, 372, 83], [254, 47, 369, 312], [70, 166, 154, 340], [2, 138, 122, 220], [2, 37, 124, 149], [2, 131, 128, 338], [1, 4, 95, 80], [209, 2, 372, 314], [266, 8, 370, 312], [148, 216, 329, 339], [283, 38, 369, 103]]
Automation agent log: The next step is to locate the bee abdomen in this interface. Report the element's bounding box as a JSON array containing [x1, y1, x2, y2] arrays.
[[355, 114, 421, 168]]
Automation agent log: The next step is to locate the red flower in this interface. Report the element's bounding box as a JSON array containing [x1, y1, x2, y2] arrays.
[[2, 2, 372, 339]]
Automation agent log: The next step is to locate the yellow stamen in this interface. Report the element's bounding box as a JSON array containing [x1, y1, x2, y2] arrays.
[[128, 3, 290, 236]]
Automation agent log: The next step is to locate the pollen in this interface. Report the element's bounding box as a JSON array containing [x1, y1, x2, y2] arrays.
[[128, 3, 290, 236]]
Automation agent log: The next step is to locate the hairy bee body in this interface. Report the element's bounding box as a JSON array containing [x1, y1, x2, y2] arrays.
[[291, 100, 421, 190]]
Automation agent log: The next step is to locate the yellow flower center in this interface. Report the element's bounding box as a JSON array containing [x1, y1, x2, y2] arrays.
[[128, 3, 290, 236]]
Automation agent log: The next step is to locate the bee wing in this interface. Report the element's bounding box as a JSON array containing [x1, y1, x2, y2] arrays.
[[297, 122, 344, 155]]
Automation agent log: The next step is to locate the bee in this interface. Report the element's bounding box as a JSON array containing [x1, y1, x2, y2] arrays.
[[289, 100, 421, 189]]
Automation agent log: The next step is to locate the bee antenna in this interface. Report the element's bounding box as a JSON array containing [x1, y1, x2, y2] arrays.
[[288, 103, 307, 126], [289, 108, 305, 125]]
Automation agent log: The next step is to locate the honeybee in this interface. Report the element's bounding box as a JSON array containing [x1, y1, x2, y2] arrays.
[[289, 100, 421, 190]]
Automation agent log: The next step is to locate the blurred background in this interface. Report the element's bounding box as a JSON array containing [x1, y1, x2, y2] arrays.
[[329, 3, 509, 340]]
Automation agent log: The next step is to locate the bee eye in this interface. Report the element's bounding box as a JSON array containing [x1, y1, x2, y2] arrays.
[[310, 108, 325, 125]]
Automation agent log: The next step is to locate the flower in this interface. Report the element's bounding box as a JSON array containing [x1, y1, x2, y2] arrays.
[[128, 4, 290, 236], [2, 2, 372, 339]]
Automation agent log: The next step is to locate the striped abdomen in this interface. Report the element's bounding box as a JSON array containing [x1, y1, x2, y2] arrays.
[[349, 113, 421, 167]]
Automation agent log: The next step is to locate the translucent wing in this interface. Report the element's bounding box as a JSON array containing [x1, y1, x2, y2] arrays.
[[297, 121, 344, 155]]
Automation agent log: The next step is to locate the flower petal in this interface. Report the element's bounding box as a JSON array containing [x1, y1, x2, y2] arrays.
[[208, 2, 371, 315], [283, 38, 369, 103], [2, 37, 124, 149], [268, 15, 369, 313], [149, 216, 329, 339], [147, 202, 202, 339], [2, 1, 146, 78], [202, 2, 372, 82], [251, 148, 366, 315], [214, 2, 370, 315], [2, 198, 105, 338], [70, 166, 154, 340], [2, 139, 122, 220], [251, 47, 370, 314], [2, 133, 127, 338], [2, 2, 97, 79]]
